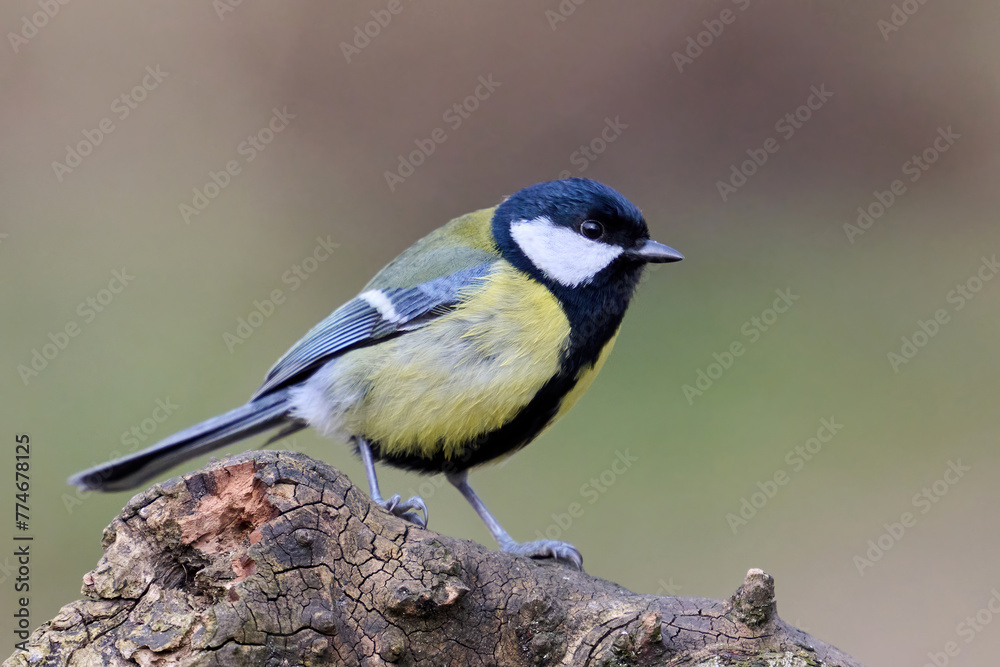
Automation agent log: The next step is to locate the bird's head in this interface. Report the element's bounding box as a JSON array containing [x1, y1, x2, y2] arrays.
[[492, 178, 682, 294]]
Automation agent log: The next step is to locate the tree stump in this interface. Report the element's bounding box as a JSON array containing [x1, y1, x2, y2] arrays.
[[5, 451, 864, 666]]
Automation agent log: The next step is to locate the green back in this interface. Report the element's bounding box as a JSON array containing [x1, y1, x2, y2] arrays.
[[364, 207, 500, 290]]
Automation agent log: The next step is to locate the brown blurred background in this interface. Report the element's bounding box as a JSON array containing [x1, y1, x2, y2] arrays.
[[2, 1, 999, 663]]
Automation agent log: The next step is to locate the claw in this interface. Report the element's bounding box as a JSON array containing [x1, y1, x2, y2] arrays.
[[376, 493, 428, 528], [503, 539, 583, 570], [399, 511, 425, 526]]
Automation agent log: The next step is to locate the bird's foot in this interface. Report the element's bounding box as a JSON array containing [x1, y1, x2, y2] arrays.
[[374, 494, 428, 528], [502, 539, 583, 570]]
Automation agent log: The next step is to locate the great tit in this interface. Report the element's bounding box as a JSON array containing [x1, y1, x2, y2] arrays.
[[69, 178, 682, 568]]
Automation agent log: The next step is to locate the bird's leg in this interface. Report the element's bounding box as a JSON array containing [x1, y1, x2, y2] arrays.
[[356, 437, 428, 528], [446, 470, 582, 569]]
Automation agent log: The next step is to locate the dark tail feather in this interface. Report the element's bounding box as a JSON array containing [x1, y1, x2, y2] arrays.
[[68, 389, 298, 492]]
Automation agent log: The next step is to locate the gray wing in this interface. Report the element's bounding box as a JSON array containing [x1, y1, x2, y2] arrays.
[[252, 263, 492, 398]]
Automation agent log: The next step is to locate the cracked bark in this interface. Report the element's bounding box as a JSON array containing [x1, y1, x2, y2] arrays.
[[5, 451, 865, 667]]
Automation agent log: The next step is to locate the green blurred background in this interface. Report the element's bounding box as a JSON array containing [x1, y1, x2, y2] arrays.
[[2, 1, 999, 664]]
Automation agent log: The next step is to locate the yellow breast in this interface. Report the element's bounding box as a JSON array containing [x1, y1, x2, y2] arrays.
[[328, 263, 572, 459]]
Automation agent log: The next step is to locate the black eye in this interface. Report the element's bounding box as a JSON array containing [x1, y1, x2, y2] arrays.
[[580, 220, 604, 240]]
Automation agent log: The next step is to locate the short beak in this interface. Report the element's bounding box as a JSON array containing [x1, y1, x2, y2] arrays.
[[627, 239, 684, 264]]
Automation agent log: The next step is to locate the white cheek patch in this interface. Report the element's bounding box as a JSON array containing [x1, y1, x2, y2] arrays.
[[510, 216, 623, 287]]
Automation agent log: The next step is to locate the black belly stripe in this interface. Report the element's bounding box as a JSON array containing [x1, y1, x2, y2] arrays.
[[369, 368, 580, 474]]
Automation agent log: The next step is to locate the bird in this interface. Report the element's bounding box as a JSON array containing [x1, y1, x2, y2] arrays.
[[69, 178, 682, 568]]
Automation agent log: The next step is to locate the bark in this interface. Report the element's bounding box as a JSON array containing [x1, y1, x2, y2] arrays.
[[5, 451, 864, 667]]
